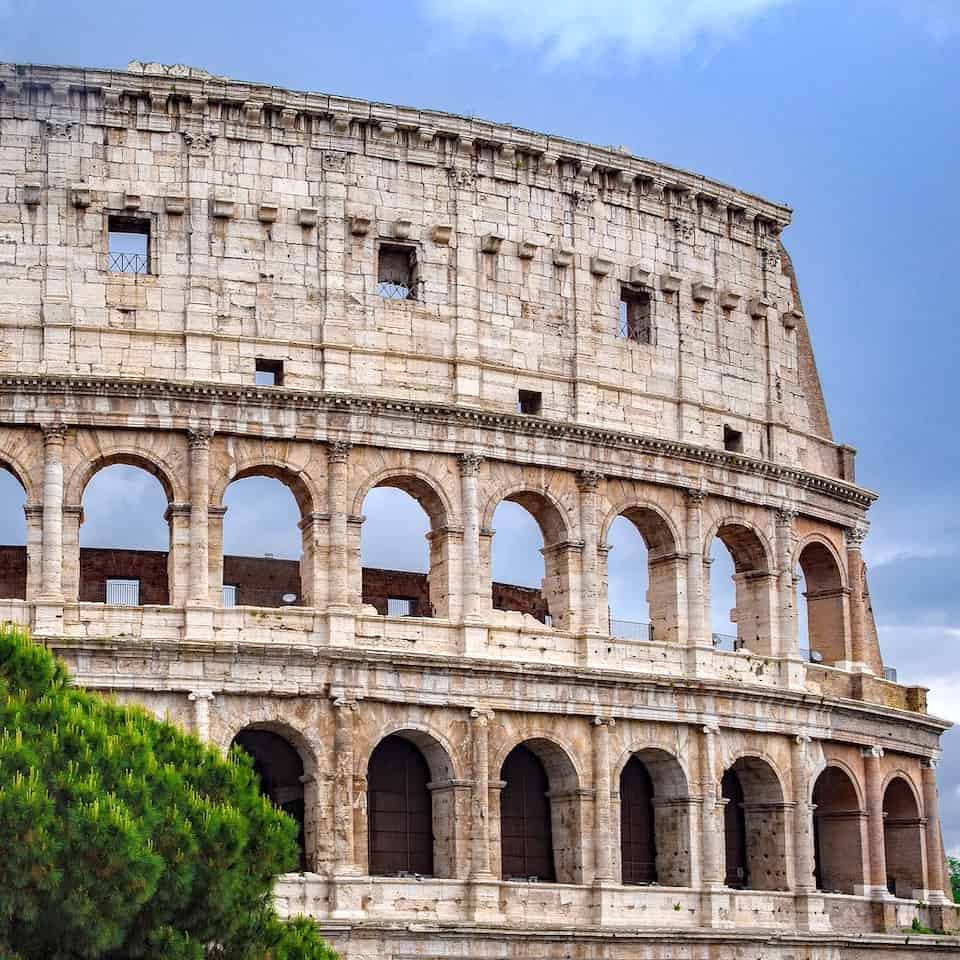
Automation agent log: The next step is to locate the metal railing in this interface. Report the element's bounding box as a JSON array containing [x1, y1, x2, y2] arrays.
[[109, 252, 148, 274], [104, 579, 140, 606], [609, 618, 654, 642], [711, 632, 743, 652]]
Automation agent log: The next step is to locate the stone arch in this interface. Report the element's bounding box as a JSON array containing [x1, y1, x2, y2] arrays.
[[705, 518, 776, 655], [356, 721, 461, 783], [355, 468, 456, 619], [230, 723, 313, 871], [217, 461, 317, 516], [67, 448, 181, 506], [218, 716, 321, 775], [811, 763, 867, 893], [497, 735, 583, 884], [883, 773, 925, 898], [0, 449, 39, 504], [364, 728, 460, 878], [600, 501, 683, 643], [483, 485, 576, 630], [795, 537, 848, 665], [720, 754, 789, 891], [614, 745, 691, 887]]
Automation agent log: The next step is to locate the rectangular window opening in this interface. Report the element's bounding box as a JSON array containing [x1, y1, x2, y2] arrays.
[[222, 585, 238, 608], [518, 389, 542, 415], [387, 597, 414, 617], [105, 578, 140, 606], [618, 286, 652, 344], [723, 425, 743, 453], [255, 358, 284, 386], [377, 243, 418, 300], [108, 215, 150, 275]]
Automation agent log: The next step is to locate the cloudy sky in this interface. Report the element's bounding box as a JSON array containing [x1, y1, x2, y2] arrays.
[[2, 0, 959, 848]]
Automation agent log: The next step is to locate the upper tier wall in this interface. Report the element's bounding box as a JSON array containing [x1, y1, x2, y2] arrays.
[[0, 62, 844, 479]]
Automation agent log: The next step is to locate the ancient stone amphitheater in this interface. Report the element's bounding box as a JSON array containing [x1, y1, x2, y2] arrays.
[[0, 60, 956, 958]]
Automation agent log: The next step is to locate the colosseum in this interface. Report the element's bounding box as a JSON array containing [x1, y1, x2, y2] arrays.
[[0, 59, 956, 957]]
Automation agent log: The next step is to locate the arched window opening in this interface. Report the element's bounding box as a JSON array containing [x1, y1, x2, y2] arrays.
[[709, 524, 773, 655], [0, 467, 27, 601], [500, 744, 555, 882], [883, 777, 924, 898], [360, 484, 436, 618], [499, 739, 581, 884], [80, 464, 170, 605], [721, 768, 748, 888], [490, 494, 570, 629], [812, 766, 866, 894], [232, 728, 306, 871], [620, 757, 656, 884], [797, 542, 846, 665], [222, 476, 302, 608], [367, 735, 434, 877], [618, 748, 691, 886], [606, 508, 680, 643], [721, 757, 788, 891]]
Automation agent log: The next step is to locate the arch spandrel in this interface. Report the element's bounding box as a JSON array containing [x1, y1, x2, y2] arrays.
[[0, 431, 43, 504]]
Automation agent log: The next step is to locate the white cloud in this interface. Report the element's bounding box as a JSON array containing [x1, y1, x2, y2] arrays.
[[418, 0, 791, 60]]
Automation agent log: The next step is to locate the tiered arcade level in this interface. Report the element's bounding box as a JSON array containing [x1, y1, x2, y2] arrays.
[[0, 61, 956, 959]]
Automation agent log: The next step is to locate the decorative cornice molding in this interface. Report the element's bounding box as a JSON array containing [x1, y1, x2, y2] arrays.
[[0, 374, 877, 510]]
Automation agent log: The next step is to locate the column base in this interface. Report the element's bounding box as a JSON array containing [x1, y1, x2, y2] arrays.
[[699, 888, 735, 929], [327, 608, 356, 647], [32, 598, 64, 636], [328, 873, 366, 920], [460, 621, 488, 657], [794, 890, 831, 931], [184, 604, 214, 642], [468, 877, 504, 923]]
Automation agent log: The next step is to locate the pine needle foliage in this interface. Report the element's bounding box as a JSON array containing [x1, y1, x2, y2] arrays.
[[0, 624, 336, 960]]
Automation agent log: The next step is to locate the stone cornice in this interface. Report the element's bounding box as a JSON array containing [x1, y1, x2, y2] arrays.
[[0, 373, 878, 510], [0, 61, 792, 230]]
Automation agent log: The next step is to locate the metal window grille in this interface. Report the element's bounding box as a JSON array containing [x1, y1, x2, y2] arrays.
[[618, 289, 652, 344], [609, 618, 653, 642], [711, 632, 742, 652], [883, 666, 898, 682], [377, 245, 416, 300], [108, 252, 149, 274], [108, 215, 150, 275], [105, 578, 140, 605], [222, 585, 238, 607], [387, 597, 413, 617]]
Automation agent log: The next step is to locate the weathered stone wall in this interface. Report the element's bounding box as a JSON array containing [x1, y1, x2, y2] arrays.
[[0, 60, 955, 959]]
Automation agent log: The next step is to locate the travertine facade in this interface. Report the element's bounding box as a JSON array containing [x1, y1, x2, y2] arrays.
[[0, 60, 957, 957]]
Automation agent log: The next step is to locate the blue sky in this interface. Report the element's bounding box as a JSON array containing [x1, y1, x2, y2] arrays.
[[2, 0, 959, 848]]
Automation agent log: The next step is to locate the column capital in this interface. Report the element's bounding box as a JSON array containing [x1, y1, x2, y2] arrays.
[[470, 706, 494, 725], [776, 506, 799, 526], [702, 722, 721, 736], [331, 695, 360, 711], [685, 487, 707, 506], [326, 440, 352, 464], [187, 427, 213, 449], [846, 525, 868, 549], [862, 745, 884, 759], [458, 453, 484, 476], [41, 421, 68, 445], [794, 733, 814, 747], [577, 469, 603, 490], [188, 689, 216, 703], [592, 715, 616, 727], [921, 757, 939, 771]]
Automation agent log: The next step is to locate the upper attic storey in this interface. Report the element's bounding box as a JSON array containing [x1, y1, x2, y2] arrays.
[[0, 61, 849, 482]]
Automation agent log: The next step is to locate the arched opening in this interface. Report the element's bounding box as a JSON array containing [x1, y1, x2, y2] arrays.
[[721, 757, 788, 891], [617, 747, 691, 886], [499, 739, 581, 884], [360, 476, 448, 618], [883, 776, 925, 898], [812, 766, 866, 893], [80, 462, 171, 605], [708, 523, 774, 655], [620, 757, 656, 883], [0, 466, 27, 600], [231, 728, 306, 870], [221, 474, 303, 608], [490, 493, 570, 629], [797, 542, 847, 665], [605, 507, 680, 643], [367, 735, 435, 876]]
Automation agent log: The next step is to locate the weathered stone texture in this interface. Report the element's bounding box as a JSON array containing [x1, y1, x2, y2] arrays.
[[0, 61, 955, 958]]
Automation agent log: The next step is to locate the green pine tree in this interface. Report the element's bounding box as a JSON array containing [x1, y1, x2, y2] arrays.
[[0, 623, 335, 960]]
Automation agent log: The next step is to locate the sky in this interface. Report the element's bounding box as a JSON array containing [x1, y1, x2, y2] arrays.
[[1, 0, 959, 849]]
